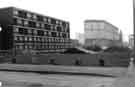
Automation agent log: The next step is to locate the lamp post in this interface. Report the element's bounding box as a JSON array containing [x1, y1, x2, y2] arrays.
[[133, 0, 135, 58]]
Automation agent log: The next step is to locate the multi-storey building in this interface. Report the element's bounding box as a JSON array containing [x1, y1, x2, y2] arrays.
[[84, 20, 122, 47], [0, 7, 70, 55]]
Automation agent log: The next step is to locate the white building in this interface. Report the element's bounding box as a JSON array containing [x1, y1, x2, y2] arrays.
[[84, 20, 122, 47], [75, 33, 85, 45]]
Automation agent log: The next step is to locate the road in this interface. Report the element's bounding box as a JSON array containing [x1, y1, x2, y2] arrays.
[[0, 71, 116, 87]]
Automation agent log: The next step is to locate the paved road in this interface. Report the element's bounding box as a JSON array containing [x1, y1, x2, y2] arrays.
[[0, 71, 115, 87]]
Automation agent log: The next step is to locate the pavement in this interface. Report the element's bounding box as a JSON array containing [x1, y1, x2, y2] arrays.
[[0, 64, 128, 77]]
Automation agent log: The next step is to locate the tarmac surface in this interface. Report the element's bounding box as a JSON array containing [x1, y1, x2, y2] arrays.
[[0, 64, 134, 87]]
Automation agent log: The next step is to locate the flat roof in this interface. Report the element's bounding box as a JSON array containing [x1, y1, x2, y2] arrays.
[[84, 19, 119, 30], [0, 6, 69, 24]]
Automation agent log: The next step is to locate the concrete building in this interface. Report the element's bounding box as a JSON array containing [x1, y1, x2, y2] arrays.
[[0, 7, 71, 55], [84, 20, 122, 47]]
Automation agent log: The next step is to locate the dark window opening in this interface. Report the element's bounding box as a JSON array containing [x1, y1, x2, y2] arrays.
[[37, 30, 44, 36], [28, 21, 36, 28], [51, 32, 57, 37], [44, 24, 51, 30], [51, 18, 56, 24], [19, 28, 28, 35], [37, 15, 43, 21], [57, 26, 62, 32], [18, 10, 27, 18]]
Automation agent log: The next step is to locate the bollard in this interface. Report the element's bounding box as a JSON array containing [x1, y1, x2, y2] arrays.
[[127, 57, 135, 76]]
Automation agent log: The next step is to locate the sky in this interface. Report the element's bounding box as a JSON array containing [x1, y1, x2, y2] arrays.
[[0, 0, 133, 42]]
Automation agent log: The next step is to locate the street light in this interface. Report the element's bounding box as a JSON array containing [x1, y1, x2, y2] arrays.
[[0, 26, 2, 32]]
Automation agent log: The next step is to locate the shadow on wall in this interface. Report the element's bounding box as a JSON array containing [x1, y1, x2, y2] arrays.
[[99, 59, 105, 66]]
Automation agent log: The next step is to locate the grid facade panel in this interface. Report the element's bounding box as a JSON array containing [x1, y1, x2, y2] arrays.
[[0, 7, 71, 54]]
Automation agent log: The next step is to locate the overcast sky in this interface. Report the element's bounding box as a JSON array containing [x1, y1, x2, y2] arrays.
[[0, 0, 133, 41]]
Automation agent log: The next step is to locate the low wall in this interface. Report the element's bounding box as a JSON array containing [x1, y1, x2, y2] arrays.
[[14, 52, 130, 67]]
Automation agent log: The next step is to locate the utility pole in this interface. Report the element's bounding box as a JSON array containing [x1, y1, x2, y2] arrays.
[[133, 0, 135, 58]]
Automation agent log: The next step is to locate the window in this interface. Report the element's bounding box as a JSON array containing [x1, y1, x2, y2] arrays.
[[36, 23, 40, 27], [24, 37, 28, 41], [29, 45, 32, 49], [48, 32, 51, 36], [41, 24, 44, 28], [19, 45, 23, 49], [60, 21, 62, 25], [27, 13, 32, 18], [51, 32, 56, 37], [34, 37, 36, 41], [48, 38, 51, 42], [14, 36, 18, 40], [44, 24, 51, 30], [33, 15, 37, 19], [41, 38, 44, 42], [38, 37, 40, 41], [19, 28, 28, 35], [51, 18, 56, 24], [62, 22, 66, 28], [19, 36, 23, 41], [37, 30, 44, 36], [28, 29, 32, 34], [43, 18, 47, 22], [25, 45, 28, 49], [56, 21, 59, 24], [17, 19, 22, 25], [18, 10, 27, 18], [57, 26, 62, 32], [33, 30, 37, 35], [13, 10, 18, 15], [48, 18, 51, 23], [37, 15, 43, 21], [51, 26, 53, 30], [28, 21, 36, 27], [44, 31, 47, 36], [24, 21, 28, 26], [14, 27, 19, 32], [29, 37, 32, 41]]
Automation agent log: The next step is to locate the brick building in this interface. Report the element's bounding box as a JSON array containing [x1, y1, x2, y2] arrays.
[[0, 7, 71, 55]]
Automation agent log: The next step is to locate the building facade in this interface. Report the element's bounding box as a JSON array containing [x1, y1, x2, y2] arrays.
[[84, 20, 122, 47], [0, 7, 70, 55]]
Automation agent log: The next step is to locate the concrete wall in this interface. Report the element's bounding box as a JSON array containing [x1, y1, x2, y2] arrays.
[[15, 53, 130, 67]]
